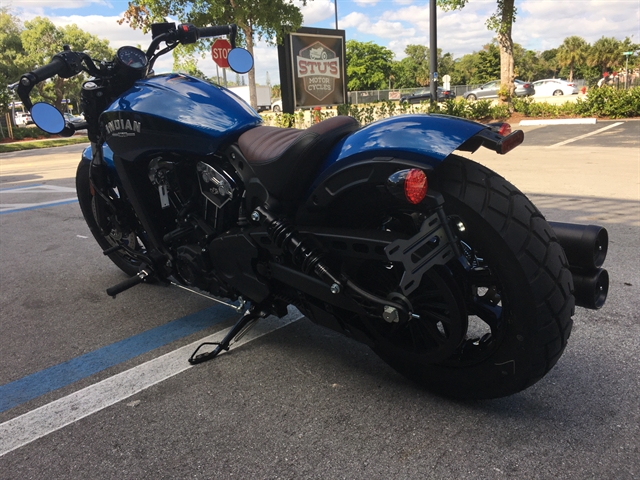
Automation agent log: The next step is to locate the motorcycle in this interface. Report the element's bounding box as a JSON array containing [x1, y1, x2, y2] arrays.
[[16, 22, 610, 399]]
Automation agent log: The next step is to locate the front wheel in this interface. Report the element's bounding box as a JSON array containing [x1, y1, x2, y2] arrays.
[[76, 159, 147, 277], [466, 93, 477, 101], [367, 156, 575, 399]]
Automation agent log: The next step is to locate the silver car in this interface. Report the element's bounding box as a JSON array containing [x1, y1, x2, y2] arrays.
[[463, 79, 535, 100]]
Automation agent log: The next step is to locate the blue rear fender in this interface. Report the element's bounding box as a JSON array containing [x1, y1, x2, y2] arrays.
[[305, 114, 488, 208]]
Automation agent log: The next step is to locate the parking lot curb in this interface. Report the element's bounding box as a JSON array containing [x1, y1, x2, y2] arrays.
[[520, 118, 597, 126]]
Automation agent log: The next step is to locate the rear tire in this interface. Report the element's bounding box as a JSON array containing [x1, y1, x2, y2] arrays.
[[553, 90, 564, 96], [371, 155, 575, 399], [76, 160, 147, 277]]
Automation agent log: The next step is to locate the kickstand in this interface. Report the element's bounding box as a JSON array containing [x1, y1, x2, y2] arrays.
[[188, 305, 267, 365]]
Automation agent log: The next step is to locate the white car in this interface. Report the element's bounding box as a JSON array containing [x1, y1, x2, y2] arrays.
[[14, 112, 32, 126], [531, 79, 578, 96], [271, 99, 282, 112]]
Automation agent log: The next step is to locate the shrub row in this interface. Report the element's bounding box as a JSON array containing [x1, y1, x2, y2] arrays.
[[263, 86, 639, 129], [2, 126, 54, 141]]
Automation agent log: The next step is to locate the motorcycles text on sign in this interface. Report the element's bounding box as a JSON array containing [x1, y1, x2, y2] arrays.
[[15, 23, 609, 399]]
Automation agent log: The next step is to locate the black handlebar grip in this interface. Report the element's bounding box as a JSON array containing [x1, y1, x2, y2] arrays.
[[197, 25, 233, 39], [29, 56, 67, 83]]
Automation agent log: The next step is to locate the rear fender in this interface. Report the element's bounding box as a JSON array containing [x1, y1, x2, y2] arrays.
[[303, 114, 504, 213]]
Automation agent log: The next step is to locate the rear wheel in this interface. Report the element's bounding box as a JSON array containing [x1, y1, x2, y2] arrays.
[[76, 159, 147, 276], [360, 155, 575, 399], [553, 89, 564, 96]]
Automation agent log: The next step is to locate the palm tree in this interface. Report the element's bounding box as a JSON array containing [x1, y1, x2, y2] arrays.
[[556, 36, 588, 82], [588, 36, 623, 73]]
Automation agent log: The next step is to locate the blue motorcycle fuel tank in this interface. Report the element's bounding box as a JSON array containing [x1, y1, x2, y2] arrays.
[[100, 73, 262, 162]]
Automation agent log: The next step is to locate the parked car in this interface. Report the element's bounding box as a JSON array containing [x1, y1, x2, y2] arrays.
[[400, 88, 456, 104], [14, 112, 32, 126], [463, 79, 534, 100], [531, 79, 578, 96], [271, 99, 282, 112], [64, 112, 85, 124]]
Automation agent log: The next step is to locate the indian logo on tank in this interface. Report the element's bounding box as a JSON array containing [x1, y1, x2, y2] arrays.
[[296, 41, 340, 102], [105, 118, 141, 137]]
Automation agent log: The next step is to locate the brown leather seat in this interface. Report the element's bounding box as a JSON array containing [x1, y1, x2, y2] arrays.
[[238, 116, 359, 202]]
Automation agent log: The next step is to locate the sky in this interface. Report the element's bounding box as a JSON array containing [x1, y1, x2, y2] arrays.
[[6, 0, 640, 87]]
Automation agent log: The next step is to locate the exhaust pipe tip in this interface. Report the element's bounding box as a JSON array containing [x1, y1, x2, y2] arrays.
[[573, 268, 609, 310], [549, 222, 608, 270]]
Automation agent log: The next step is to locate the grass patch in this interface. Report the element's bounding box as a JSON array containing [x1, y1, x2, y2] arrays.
[[0, 136, 89, 153]]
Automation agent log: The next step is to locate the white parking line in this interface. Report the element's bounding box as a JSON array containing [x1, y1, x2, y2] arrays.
[[0, 311, 302, 457], [547, 122, 624, 148], [0, 198, 78, 213], [0, 185, 79, 213]]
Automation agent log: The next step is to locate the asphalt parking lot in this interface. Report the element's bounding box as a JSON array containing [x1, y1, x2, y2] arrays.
[[1, 119, 638, 479]]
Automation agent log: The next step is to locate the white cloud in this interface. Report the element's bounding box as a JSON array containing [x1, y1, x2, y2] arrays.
[[353, 0, 380, 6], [516, 0, 640, 50], [297, 0, 336, 25], [15, 0, 113, 10], [341, 12, 414, 40]]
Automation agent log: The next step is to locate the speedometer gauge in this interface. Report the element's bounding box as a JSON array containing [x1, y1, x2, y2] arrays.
[[116, 46, 148, 71]]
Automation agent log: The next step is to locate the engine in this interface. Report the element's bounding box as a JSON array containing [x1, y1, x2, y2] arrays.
[[146, 154, 244, 297]]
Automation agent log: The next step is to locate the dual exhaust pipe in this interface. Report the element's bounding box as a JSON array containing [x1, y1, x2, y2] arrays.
[[548, 222, 609, 310]]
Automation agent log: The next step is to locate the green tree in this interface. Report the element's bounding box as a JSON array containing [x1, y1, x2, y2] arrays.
[[345, 40, 394, 91], [0, 8, 25, 111], [120, 0, 306, 110], [540, 48, 560, 79], [557, 36, 588, 82], [588, 36, 622, 72], [392, 46, 456, 88], [473, 43, 501, 83], [20, 18, 113, 111], [439, 0, 517, 100]]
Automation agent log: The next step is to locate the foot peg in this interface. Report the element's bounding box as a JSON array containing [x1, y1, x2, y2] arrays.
[[188, 305, 267, 364], [106, 267, 151, 298]]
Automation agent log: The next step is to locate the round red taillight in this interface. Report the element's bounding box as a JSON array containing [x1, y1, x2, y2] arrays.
[[404, 169, 428, 204], [498, 123, 511, 136]]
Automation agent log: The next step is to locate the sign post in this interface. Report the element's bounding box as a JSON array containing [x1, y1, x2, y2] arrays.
[[623, 51, 634, 89]]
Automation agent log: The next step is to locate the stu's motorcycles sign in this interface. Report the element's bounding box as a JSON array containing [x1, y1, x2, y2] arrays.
[[284, 28, 347, 108], [296, 42, 341, 102]]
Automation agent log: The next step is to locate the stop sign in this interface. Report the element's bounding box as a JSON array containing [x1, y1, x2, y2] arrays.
[[211, 39, 231, 68]]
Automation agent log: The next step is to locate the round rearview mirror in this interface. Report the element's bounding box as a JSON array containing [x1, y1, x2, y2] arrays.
[[31, 102, 65, 134], [228, 48, 254, 74]]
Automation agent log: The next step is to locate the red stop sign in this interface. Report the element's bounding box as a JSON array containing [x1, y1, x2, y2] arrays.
[[211, 39, 231, 68]]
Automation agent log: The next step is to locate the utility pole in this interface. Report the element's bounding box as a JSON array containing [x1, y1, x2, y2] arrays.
[[429, 0, 437, 108]]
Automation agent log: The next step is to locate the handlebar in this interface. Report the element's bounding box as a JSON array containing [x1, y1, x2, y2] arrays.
[[16, 23, 238, 112], [29, 57, 67, 84]]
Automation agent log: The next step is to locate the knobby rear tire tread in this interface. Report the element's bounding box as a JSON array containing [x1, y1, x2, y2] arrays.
[[434, 155, 574, 396]]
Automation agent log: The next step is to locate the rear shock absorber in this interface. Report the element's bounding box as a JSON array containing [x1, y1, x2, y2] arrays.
[[252, 206, 343, 293]]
